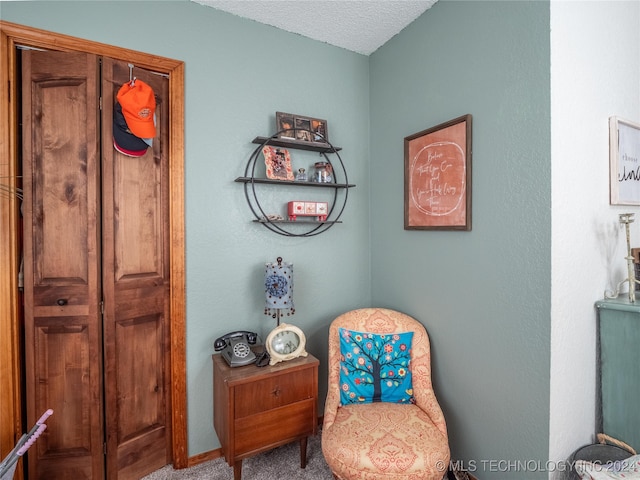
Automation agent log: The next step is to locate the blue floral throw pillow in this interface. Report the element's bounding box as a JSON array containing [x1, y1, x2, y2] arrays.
[[339, 328, 414, 405]]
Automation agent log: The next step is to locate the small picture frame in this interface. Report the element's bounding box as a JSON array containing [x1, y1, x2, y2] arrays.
[[262, 146, 294, 181], [276, 112, 329, 144], [276, 112, 295, 139], [294, 117, 312, 142], [310, 118, 328, 143], [610, 116, 640, 205]]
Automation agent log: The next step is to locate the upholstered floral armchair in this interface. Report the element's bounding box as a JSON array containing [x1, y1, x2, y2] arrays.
[[322, 308, 450, 480]]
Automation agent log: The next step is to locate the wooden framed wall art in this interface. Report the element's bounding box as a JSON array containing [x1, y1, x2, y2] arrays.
[[404, 114, 472, 230], [610, 116, 640, 205]]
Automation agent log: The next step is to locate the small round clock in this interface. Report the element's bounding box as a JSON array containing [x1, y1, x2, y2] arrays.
[[265, 323, 308, 366]]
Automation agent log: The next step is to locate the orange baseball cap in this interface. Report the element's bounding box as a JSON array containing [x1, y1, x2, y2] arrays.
[[116, 79, 156, 139]]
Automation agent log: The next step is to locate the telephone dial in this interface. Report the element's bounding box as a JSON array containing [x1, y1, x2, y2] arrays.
[[214, 331, 258, 367]]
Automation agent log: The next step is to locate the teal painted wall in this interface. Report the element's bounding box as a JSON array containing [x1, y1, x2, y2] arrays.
[[369, 1, 551, 478], [1, 0, 371, 456]]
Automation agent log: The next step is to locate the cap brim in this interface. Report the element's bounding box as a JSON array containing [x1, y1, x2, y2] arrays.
[[141, 113, 156, 146], [113, 138, 147, 157], [124, 117, 156, 139]]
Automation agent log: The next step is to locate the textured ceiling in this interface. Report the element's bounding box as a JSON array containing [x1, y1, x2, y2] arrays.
[[191, 0, 438, 55]]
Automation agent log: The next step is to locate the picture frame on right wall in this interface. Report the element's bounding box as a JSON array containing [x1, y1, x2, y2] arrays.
[[404, 114, 472, 231], [610, 116, 640, 205]]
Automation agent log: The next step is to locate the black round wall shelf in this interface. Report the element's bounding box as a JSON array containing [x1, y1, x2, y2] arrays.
[[234, 129, 355, 237]]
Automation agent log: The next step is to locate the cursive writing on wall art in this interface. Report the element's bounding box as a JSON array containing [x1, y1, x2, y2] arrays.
[[404, 115, 472, 230], [610, 116, 640, 205]]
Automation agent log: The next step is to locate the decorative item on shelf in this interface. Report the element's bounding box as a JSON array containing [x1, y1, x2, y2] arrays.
[[276, 111, 329, 144], [263, 146, 294, 181], [311, 118, 328, 143], [604, 213, 640, 302], [311, 161, 333, 183], [264, 257, 295, 325], [265, 323, 308, 366], [236, 125, 354, 237], [295, 168, 307, 182], [262, 214, 284, 222], [287, 201, 328, 221], [276, 112, 295, 139]]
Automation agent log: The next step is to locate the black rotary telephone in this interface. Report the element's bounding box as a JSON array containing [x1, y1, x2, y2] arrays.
[[214, 331, 258, 367]]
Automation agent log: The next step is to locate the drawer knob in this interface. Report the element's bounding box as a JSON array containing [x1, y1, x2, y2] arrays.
[[272, 387, 281, 397]]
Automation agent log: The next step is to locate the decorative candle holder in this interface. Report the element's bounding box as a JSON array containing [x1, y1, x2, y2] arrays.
[[605, 213, 640, 302]]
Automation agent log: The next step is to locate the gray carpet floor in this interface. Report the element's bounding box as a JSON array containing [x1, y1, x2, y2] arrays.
[[141, 433, 333, 479]]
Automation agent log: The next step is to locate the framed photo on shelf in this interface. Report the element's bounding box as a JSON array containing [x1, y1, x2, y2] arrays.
[[276, 112, 329, 144], [404, 114, 472, 231], [262, 146, 294, 181], [276, 112, 295, 139], [294, 117, 312, 142], [610, 116, 640, 205], [310, 118, 328, 143]]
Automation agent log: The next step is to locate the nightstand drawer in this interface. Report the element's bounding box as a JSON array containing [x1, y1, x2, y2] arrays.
[[235, 399, 315, 455], [234, 369, 314, 418], [213, 353, 319, 479]]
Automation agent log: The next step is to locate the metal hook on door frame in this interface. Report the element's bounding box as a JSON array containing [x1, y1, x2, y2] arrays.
[[128, 63, 136, 86]]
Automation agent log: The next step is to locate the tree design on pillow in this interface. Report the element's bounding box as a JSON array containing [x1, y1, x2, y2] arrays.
[[340, 329, 413, 403]]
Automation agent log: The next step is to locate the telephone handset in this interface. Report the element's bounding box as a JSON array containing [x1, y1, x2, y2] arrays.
[[214, 331, 258, 367]]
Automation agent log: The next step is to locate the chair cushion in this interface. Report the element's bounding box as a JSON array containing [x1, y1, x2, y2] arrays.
[[339, 328, 414, 405], [322, 402, 449, 480]]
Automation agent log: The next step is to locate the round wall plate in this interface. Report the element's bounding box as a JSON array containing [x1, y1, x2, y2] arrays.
[[265, 323, 308, 366]]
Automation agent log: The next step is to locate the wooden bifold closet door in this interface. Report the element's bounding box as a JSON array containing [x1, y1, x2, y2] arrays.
[[22, 50, 171, 480]]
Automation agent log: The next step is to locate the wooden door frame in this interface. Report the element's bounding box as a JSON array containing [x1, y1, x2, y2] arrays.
[[0, 20, 188, 470]]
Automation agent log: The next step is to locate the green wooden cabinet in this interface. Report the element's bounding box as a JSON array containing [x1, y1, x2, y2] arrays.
[[595, 296, 640, 451]]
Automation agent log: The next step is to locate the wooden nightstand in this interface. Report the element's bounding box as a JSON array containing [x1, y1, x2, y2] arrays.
[[213, 353, 319, 480]]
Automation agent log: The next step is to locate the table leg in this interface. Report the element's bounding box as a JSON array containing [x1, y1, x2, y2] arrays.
[[299, 436, 308, 468], [233, 459, 242, 480]]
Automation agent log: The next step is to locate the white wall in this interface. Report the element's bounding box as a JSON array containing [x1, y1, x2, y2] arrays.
[[550, 1, 640, 477]]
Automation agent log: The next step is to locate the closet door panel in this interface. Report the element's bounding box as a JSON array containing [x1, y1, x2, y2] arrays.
[[114, 153, 165, 280], [101, 58, 171, 480], [32, 83, 89, 286], [22, 50, 103, 480], [114, 313, 164, 440], [34, 320, 92, 452]]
